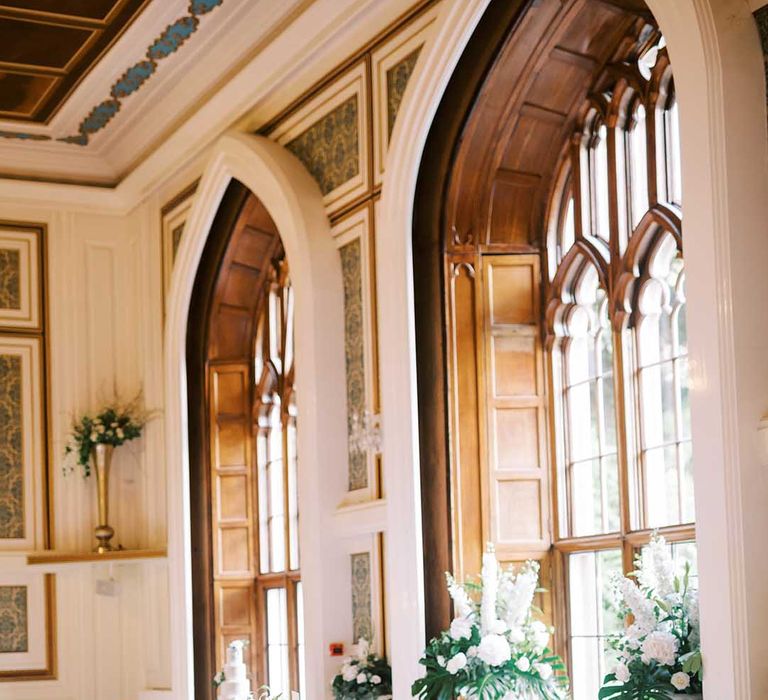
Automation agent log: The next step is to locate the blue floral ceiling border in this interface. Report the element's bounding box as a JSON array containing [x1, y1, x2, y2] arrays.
[[0, 0, 224, 147]]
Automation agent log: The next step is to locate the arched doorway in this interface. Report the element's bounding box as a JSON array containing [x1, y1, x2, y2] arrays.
[[186, 181, 303, 698], [376, 0, 768, 696], [163, 134, 347, 699]]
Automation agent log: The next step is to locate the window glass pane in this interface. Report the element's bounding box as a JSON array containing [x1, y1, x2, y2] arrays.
[[665, 100, 682, 206], [258, 430, 270, 574], [288, 415, 300, 570], [637, 255, 693, 527], [629, 105, 648, 229], [569, 550, 623, 700], [594, 124, 610, 240], [266, 588, 290, 696], [563, 285, 619, 536], [562, 196, 576, 256]]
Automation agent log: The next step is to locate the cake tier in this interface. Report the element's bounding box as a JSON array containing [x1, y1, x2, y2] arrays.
[[222, 663, 246, 681], [226, 646, 244, 666], [218, 679, 250, 700]]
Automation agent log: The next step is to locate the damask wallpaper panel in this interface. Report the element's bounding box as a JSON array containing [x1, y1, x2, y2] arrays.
[[0, 572, 54, 679], [371, 5, 439, 184], [0, 336, 45, 551], [0, 226, 42, 331], [346, 534, 384, 654], [332, 209, 379, 503], [271, 63, 369, 214]]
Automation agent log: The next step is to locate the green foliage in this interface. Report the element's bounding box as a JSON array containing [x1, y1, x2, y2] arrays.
[[410, 628, 568, 700], [332, 652, 392, 699], [64, 396, 148, 476]]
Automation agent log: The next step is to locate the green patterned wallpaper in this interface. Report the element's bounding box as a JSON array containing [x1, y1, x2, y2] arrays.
[[0, 586, 28, 653], [386, 46, 422, 138], [351, 552, 373, 643], [340, 239, 367, 491], [286, 95, 360, 195], [0, 355, 23, 540], [0, 249, 21, 311]]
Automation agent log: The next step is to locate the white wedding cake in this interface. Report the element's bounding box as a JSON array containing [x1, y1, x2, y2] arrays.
[[217, 640, 252, 700]]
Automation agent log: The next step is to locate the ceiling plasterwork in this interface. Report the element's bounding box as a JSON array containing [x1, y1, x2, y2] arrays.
[[0, 0, 224, 146]]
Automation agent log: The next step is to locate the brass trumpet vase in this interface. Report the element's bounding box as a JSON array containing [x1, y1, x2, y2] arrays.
[[90, 443, 120, 553]]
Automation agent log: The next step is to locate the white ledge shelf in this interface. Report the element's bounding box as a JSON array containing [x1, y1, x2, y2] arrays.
[[26, 548, 167, 566]]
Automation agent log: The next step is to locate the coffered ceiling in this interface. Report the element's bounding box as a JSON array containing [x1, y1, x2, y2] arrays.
[[0, 0, 152, 123]]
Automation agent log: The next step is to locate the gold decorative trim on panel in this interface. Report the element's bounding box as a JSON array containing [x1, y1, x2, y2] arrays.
[[371, 5, 439, 184], [271, 63, 369, 215], [332, 207, 380, 504], [0, 224, 42, 332], [0, 572, 56, 681], [0, 335, 45, 551], [161, 180, 199, 315]]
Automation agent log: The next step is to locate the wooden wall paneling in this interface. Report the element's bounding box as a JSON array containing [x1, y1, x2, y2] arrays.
[[444, 254, 485, 580], [480, 255, 550, 560], [209, 361, 257, 673]]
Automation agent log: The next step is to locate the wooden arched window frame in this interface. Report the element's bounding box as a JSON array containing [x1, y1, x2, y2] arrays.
[[545, 43, 695, 700]]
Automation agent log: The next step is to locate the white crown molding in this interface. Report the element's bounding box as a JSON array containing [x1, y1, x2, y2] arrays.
[[0, 0, 418, 192]]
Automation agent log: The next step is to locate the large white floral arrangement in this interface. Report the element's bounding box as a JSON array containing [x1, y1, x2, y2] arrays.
[[600, 534, 702, 699], [332, 638, 392, 699], [412, 545, 568, 699]]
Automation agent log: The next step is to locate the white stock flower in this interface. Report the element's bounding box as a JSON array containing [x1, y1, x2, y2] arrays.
[[670, 672, 691, 691], [480, 549, 500, 635], [370, 675, 381, 685], [478, 634, 512, 667], [507, 626, 525, 644], [499, 562, 539, 629], [530, 620, 550, 651], [638, 535, 675, 597], [446, 573, 474, 619], [489, 619, 507, 634], [356, 672, 367, 684], [446, 652, 468, 675], [640, 630, 679, 666], [515, 656, 531, 673], [534, 662, 552, 680], [355, 638, 370, 661], [614, 662, 631, 683], [450, 616, 474, 640]]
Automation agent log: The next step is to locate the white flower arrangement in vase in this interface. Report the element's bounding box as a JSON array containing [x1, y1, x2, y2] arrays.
[[599, 534, 703, 700], [332, 638, 392, 699], [412, 544, 568, 699]]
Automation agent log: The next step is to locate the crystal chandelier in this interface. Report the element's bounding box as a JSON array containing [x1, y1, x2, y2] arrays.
[[349, 410, 383, 455]]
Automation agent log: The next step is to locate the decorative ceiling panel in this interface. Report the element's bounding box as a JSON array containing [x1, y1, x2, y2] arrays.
[[0, 0, 152, 123]]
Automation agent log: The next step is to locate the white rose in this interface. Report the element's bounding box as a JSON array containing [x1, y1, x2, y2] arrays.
[[507, 626, 525, 643], [446, 652, 468, 675], [116, 428, 124, 439], [450, 616, 474, 640], [97, 424, 106, 433], [467, 646, 479, 658], [89, 431, 98, 441], [370, 675, 381, 685], [489, 619, 507, 634], [534, 662, 552, 680], [640, 630, 679, 666], [436, 655, 446, 667], [515, 656, 531, 672], [670, 672, 690, 691], [614, 662, 631, 683], [356, 672, 367, 684], [477, 634, 511, 667], [342, 664, 357, 682]]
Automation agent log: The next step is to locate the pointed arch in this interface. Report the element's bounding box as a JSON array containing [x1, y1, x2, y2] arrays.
[[163, 132, 346, 698]]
